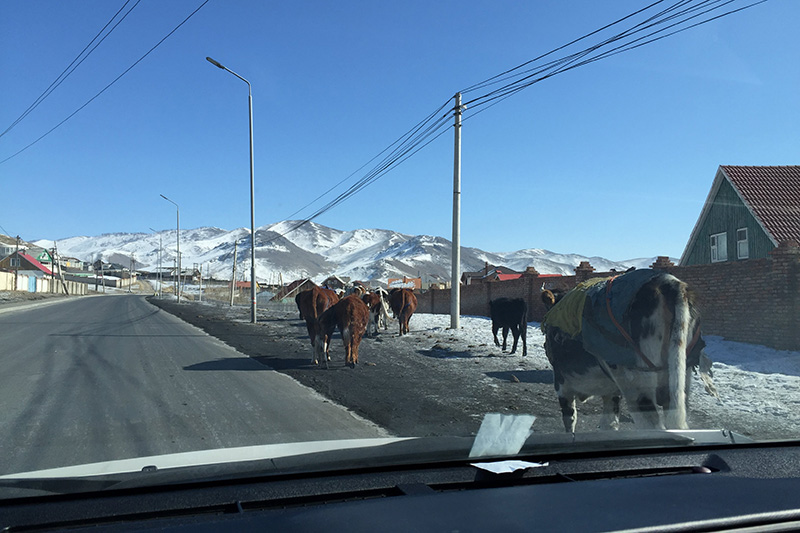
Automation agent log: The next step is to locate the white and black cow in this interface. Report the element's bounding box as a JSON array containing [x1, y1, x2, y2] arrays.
[[362, 288, 391, 337], [489, 297, 527, 356], [540, 269, 716, 432]]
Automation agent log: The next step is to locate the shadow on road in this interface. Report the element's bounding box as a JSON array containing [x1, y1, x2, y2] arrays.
[[417, 348, 477, 359], [485, 369, 553, 384], [183, 358, 273, 371]]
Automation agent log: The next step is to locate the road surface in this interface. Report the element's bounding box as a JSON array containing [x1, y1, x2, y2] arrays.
[[0, 295, 387, 476]]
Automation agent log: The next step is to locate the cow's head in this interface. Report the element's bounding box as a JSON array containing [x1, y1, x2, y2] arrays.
[[541, 288, 566, 310], [541, 289, 557, 310]]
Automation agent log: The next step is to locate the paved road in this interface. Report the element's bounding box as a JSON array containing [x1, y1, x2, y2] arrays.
[[0, 295, 388, 476]]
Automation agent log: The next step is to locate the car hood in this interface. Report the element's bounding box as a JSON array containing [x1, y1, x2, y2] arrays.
[[0, 428, 754, 492]]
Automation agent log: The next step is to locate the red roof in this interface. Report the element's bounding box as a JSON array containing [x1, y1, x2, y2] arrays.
[[496, 273, 522, 281], [19, 252, 53, 275], [721, 165, 800, 245]]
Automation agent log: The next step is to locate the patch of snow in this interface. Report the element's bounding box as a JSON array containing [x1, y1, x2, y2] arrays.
[[408, 314, 800, 439]]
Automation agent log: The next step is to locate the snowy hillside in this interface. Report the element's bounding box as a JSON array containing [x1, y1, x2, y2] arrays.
[[32, 221, 675, 285]]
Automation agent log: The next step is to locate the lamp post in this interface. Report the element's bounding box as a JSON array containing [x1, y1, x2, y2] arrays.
[[206, 56, 257, 323], [160, 194, 181, 303]]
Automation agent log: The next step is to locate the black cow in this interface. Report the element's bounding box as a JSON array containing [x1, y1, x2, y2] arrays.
[[489, 298, 527, 356]]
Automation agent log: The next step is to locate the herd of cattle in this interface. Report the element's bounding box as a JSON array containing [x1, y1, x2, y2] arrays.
[[292, 269, 718, 433], [295, 285, 417, 368]]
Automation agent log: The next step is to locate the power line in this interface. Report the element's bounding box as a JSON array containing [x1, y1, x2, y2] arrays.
[[271, 0, 769, 242], [462, 0, 768, 111], [460, 0, 669, 95], [0, 0, 211, 166], [0, 0, 141, 139], [264, 99, 454, 245], [279, 99, 453, 223]]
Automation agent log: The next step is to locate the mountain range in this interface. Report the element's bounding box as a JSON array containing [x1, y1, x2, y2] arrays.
[[31, 221, 668, 285]]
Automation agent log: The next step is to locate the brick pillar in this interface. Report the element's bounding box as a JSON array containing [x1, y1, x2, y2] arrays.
[[769, 240, 800, 349], [651, 256, 675, 270], [574, 261, 596, 283], [768, 240, 800, 350]]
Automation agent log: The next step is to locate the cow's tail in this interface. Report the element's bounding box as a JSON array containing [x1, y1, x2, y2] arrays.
[[665, 278, 691, 430]]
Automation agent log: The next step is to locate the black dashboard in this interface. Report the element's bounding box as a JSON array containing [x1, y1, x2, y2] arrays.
[[4, 441, 800, 532]]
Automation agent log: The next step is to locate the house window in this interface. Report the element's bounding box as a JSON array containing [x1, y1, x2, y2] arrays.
[[710, 232, 727, 262], [737, 228, 749, 259], [10, 258, 20, 267]]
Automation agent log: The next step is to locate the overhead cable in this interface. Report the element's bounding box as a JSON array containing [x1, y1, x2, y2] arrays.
[[0, 0, 211, 166], [272, 0, 769, 239], [463, 0, 768, 112], [0, 0, 141, 140]]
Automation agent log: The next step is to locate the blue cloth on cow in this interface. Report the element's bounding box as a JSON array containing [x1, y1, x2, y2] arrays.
[[541, 269, 667, 368], [580, 269, 665, 367]]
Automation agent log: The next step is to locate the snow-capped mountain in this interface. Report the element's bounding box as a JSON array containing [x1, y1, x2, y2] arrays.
[[33, 221, 672, 285]]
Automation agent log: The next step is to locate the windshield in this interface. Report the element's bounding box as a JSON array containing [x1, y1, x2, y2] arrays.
[[1, 0, 798, 497]]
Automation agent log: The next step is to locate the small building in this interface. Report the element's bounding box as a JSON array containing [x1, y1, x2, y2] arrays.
[[234, 280, 262, 291], [461, 262, 523, 285], [681, 165, 800, 265], [271, 278, 316, 302], [321, 275, 349, 291], [0, 251, 54, 277], [387, 277, 422, 290]]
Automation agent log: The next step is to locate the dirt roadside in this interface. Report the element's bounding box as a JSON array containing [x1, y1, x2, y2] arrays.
[[147, 297, 623, 437]]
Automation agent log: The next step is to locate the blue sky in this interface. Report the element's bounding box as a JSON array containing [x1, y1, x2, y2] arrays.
[[1, 1, 797, 261]]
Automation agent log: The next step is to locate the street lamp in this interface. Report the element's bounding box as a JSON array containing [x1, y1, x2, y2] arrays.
[[206, 56, 257, 323], [160, 194, 181, 303]]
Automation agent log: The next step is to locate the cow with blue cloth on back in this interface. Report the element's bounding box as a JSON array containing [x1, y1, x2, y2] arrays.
[[540, 268, 717, 433]]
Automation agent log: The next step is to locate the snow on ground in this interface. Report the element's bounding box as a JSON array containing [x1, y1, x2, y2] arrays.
[[693, 336, 800, 438], [409, 313, 800, 440]]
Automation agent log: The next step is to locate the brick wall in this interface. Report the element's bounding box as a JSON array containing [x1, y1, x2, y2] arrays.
[[417, 267, 611, 323], [659, 241, 800, 350], [415, 241, 800, 350]]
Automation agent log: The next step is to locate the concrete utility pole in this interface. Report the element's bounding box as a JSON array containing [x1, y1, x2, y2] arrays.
[[50, 248, 56, 293], [14, 236, 19, 290], [150, 228, 163, 298], [160, 194, 181, 303], [129, 254, 136, 293], [230, 240, 238, 307], [450, 92, 464, 330], [53, 243, 69, 295]]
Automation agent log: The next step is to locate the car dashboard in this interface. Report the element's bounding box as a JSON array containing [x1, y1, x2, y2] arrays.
[[3, 439, 800, 532]]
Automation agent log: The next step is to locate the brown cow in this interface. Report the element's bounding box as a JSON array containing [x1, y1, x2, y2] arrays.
[[314, 295, 369, 368], [296, 286, 339, 352], [389, 288, 417, 336]]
